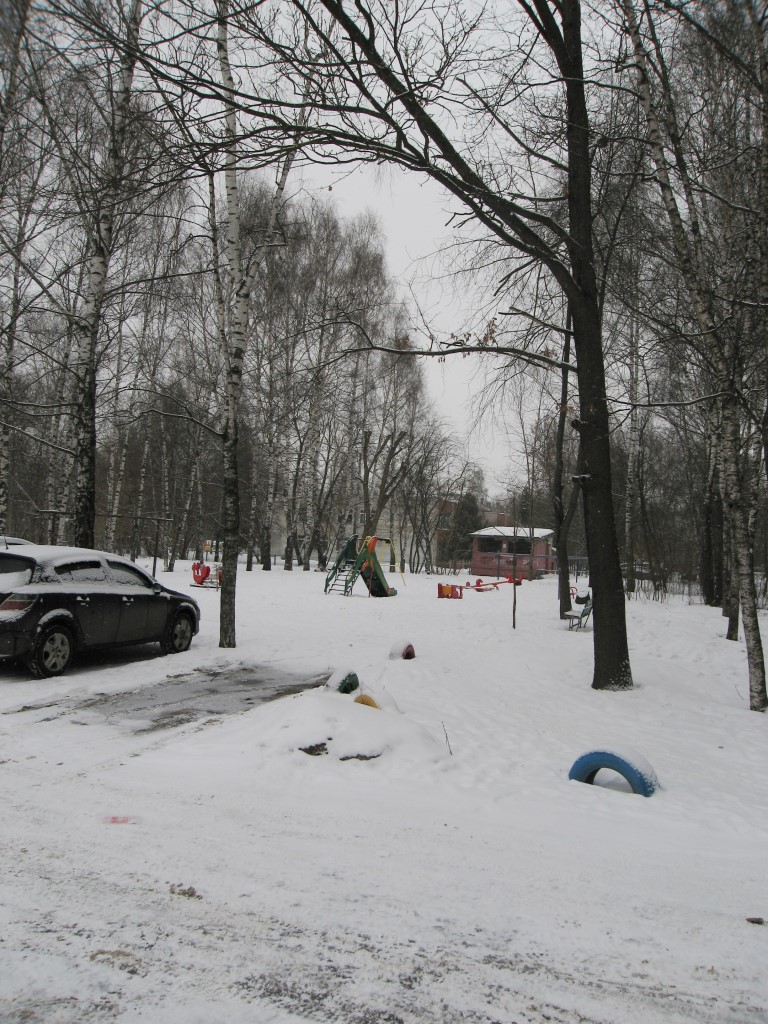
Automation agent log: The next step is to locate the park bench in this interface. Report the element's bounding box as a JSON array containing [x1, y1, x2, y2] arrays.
[[564, 593, 592, 630]]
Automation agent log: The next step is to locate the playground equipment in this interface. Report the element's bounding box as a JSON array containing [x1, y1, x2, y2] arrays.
[[191, 561, 222, 589], [437, 575, 522, 599], [324, 536, 398, 597], [568, 748, 660, 797], [564, 593, 593, 630], [465, 575, 522, 591]]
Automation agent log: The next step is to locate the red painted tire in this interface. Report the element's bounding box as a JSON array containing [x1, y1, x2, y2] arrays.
[[389, 641, 415, 660]]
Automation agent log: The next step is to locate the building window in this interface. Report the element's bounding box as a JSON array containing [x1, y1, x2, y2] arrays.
[[509, 538, 532, 555], [477, 537, 503, 553]]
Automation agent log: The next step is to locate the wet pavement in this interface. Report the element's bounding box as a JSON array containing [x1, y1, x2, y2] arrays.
[[4, 663, 328, 732]]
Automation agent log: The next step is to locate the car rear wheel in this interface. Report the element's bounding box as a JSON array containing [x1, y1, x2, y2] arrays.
[[28, 624, 74, 678], [161, 612, 194, 654]]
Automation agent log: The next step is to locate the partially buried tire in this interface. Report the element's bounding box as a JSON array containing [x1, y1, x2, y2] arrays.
[[568, 748, 659, 797], [161, 612, 194, 654], [389, 641, 415, 660], [28, 623, 74, 678], [327, 669, 360, 694]]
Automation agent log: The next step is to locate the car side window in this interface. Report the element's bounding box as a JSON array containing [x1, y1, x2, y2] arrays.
[[0, 556, 34, 587], [55, 560, 107, 583], [107, 560, 154, 590]]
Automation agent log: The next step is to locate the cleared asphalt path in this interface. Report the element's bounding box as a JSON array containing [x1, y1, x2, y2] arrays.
[[4, 661, 327, 733]]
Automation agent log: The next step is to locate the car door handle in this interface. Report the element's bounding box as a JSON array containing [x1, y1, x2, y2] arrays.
[[122, 597, 134, 604], [76, 596, 90, 605]]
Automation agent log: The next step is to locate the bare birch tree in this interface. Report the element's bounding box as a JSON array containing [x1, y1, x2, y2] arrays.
[[618, 0, 767, 710]]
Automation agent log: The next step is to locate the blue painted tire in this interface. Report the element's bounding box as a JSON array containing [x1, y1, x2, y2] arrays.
[[568, 748, 659, 797]]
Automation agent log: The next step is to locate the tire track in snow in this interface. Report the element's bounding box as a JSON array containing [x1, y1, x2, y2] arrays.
[[2, 843, 763, 1024]]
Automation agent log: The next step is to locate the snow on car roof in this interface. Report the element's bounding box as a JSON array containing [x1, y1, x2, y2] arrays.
[[0, 545, 134, 563]]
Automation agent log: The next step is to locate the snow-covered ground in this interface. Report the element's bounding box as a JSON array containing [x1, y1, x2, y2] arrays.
[[1, 564, 767, 1024]]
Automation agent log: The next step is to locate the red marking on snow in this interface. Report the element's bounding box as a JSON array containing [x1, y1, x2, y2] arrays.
[[103, 815, 139, 825]]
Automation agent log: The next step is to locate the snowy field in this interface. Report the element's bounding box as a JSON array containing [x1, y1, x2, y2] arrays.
[[1, 563, 767, 1024]]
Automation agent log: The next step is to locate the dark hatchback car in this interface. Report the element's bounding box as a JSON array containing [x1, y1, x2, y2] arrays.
[[0, 546, 200, 678]]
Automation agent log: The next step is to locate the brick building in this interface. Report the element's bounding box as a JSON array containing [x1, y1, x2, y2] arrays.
[[470, 526, 556, 578]]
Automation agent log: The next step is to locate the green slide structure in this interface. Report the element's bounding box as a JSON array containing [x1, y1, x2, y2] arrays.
[[324, 536, 398, 597]]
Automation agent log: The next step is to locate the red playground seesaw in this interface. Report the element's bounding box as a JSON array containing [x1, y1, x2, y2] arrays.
[[437, 575, 522, 599], [191, 561, 223, 589]]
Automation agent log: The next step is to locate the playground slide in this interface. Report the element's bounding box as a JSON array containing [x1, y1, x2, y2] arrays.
[[324, 536, 397, 596], [359, 547, 396, 597]]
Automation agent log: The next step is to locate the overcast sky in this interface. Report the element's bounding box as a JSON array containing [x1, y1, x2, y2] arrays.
[[297, 160, 515, 494]]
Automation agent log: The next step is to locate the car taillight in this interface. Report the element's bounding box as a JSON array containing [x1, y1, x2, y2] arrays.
[[0, 593, 36, 613]]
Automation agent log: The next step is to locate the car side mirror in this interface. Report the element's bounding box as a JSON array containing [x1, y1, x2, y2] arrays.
[[153, 583, 162, 594]]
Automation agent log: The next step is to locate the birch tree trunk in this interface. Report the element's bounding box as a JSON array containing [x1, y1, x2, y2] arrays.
[[131, 436, 150, 561], [159, 427, 172, 567], [103, 322, 126, 551], [0, 0, 30, 156], [623, 316, 644, 598], [301, 350, 331, 570], [302, 459, 318, 571], [1, 1, 42, 532], [195, 461, 204, 561], [102, 357, 142, 553], [0, 226, 24, 535], [722, 511, 739, 641], [246, 435, 259, 571], [260, 445, 276, 570], [213, 0, 299, 644], [169, 458, 198, 570], [700, 432, 722, 607], [44, 323, 78, 544], [282, 448, 303, 571], [68, 0, 143, 548], [742, 3, 768, 488]]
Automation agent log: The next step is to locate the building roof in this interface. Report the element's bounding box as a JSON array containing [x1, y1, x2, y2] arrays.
[[471, 526, 554, 540]]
